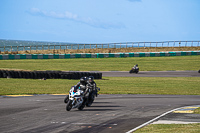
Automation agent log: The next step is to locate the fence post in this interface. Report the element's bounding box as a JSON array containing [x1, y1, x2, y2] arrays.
[[17, 46, 19, 52], [30, 46, 31, 53], [102, 44, 103, 49], [4, 46, 5, 52], [126, 43, 127, 48], [71, 44, 73, 50], [138, 42, 139, 48], [96, 44, 97, 49], [132, 43, 133, 48], [90, 44, 91, 49], [36, 45, 38, 52], [108, 44, 109, 49], [144, 42, 145, 47], [11, 46, 12, 53], [150, 42, 151, 48], [162, 42, 163, 47], [60, 45, 61, 51], [24, 46, 25, 51]]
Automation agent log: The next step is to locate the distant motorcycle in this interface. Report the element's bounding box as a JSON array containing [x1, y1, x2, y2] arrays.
[[86, 87, 100, 107], [129, 67, 139, 74], [65, 86, 85, 111]]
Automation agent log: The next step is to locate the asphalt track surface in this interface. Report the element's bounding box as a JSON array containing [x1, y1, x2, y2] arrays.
[[101, 71, 200, 77], [1, 95, 200, 133], [0, 71, 200, 133]]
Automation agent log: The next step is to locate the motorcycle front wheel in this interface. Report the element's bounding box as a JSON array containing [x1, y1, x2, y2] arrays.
[[66, 100, 72, 111], [64, 95, 69, 103]]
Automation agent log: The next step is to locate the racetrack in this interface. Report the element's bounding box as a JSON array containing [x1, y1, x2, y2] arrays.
[[1, 94, 200, 133], [101, 71, 200, 77]]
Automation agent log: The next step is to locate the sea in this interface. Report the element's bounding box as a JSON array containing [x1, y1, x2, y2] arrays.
[[0, 39, 199, 52]]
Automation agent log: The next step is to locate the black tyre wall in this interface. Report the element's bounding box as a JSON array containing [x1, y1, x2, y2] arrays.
[[0, 70, 102, 79]]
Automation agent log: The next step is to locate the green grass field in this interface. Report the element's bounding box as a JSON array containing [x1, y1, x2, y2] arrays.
[[0, 56, 199, 71], [135, 124, 200, 133], [194, 108, 200, 114], [0, 55, 199, 95], [0, 77, 199, 95], [0, 55, 200, 133]]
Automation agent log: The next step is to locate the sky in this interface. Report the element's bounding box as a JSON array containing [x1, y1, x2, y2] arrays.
[[0, 0, 200, 44]]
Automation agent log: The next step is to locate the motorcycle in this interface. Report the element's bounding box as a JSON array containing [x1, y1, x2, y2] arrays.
[[129, 67, 139, 74], [65, 86, 85, 111], [86, 87, 100, 107]]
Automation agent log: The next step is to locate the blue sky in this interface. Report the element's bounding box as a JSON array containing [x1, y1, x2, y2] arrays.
[[0, 0, 200, 43]]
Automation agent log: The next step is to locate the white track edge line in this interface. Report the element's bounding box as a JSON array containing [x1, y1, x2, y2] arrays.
[[126, 105, 198, 133]]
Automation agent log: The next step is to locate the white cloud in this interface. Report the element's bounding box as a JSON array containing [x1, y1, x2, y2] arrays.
[[28, 8, 124, 29], [30, 8, 78, 20]]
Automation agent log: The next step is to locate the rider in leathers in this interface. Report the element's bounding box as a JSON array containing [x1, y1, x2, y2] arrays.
[[132, 64, 138, 70], [75, 76, 93, 106], [75, 76, 92, 96], [88, 76, 97, 96]]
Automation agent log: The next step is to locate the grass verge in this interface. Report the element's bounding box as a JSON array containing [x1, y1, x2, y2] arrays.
[[0, 56, 200, 71], [0, 77, 199, 95], [194, 108, 200, 114], [135, 124, 200, 133]]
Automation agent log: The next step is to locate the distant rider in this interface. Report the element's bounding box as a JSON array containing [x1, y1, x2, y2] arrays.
[[132, 64, 139, 70]]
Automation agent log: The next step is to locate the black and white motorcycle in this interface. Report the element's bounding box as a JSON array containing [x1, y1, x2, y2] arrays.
[[129, 66, 139, 74], [65, 86, 85, 111]]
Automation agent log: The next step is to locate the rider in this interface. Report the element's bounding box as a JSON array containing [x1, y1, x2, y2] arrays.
[[132, 64, 138, 70], [88, 76, 97, 96], [75, 76, 91, 95], [76, 76, 93, 106]]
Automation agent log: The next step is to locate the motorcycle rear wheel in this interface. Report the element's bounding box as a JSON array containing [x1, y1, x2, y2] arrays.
[[86, 94, 95, 107], [78, 104, 85, 110]]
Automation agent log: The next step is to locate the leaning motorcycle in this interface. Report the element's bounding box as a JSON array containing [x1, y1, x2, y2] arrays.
[[129, 67, 139, 74], [86, 87, 100, 107], [65, 86, 85, 111]]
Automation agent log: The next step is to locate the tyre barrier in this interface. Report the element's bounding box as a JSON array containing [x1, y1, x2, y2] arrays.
[[0, 70, 102, 79]]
